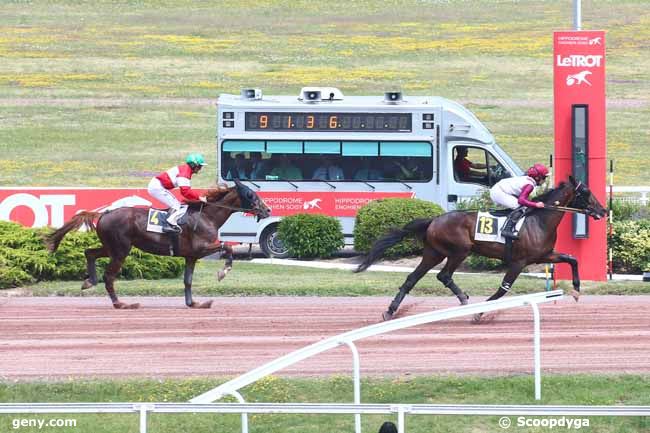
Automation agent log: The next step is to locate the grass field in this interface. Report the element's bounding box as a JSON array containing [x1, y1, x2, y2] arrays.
[[1, 375, 649, 433], [0, 1, 648, 186], [15, 261, 650, 297]]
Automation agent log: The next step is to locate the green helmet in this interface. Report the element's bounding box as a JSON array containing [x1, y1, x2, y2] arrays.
[[186, 153, 207, 167]]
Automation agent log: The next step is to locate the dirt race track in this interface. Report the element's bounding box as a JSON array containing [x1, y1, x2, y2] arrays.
[[1, 295, 649, 381]]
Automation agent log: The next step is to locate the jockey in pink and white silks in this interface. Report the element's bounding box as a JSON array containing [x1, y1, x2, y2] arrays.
[[489, 163, 549, 239], [147, 153, 207, 233]]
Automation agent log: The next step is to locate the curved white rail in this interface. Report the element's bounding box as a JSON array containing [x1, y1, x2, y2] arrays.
[[191, 290, 563, 405]]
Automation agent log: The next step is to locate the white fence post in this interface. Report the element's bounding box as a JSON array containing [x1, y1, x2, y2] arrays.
[[344, 341, 362, 433], [530, 302, 542, 400]]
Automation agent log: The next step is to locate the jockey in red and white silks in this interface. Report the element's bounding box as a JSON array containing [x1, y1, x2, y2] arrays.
[[489, 163, 549, 239], [147, 153, 207, 232], [490, 175, 541, 209]]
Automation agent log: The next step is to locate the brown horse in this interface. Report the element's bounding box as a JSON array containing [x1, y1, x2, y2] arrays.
[[355, 176, 607, 320], [45, 179, 271, 309]]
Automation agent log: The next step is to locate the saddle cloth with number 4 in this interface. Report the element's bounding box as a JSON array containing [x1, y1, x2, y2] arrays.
[[474, 211, 526, 244]]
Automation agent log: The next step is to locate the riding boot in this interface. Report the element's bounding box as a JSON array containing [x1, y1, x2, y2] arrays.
[[501, 207, 525, 239], [163, 208, 182, 233]]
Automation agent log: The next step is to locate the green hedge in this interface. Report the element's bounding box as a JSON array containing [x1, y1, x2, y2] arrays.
[[354, 198, 444, 258], [609, 219, 650, 273], [0, 221, 183, 289], [277, 214, 345, 259]]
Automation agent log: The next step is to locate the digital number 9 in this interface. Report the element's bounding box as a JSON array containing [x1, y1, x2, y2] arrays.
[[260, 115, 268, 128], [329, 116, 337, 128], [306, 115, 314, 129]]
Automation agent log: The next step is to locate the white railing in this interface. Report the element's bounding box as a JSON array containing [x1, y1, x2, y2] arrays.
[[5, 291, 650, 433], [1, 402, 649, 433], [610, 186, 650, 205], [190, 290, 564, 433]]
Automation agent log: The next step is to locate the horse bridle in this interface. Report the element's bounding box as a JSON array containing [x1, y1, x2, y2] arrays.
[[545, 182, 591, 215]]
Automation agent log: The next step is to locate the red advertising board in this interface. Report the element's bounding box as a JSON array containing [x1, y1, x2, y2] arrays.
[[0, 188, 414, 228], [553, 31, 607, 281]]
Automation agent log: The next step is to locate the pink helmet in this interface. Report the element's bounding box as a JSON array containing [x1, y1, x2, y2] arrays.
[[527, 163, 549, 179]]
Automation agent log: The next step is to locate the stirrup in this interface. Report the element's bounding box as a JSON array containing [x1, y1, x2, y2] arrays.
[[163, 224, 182, 233]]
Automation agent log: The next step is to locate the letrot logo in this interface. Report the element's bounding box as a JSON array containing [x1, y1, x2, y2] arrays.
[[589, 37, 602, 45], [556, 54, 603, 68], [303, 198, 322, 210], [566, 70, 592, 86]]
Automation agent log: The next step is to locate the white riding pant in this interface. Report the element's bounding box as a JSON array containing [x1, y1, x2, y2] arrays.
[[148, 178, 188, 225], [148, 178, 181, 210], [490, 187, 520, 209]]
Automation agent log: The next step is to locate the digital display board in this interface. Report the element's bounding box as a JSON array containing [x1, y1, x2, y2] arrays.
[[245, 112, 412, 132]]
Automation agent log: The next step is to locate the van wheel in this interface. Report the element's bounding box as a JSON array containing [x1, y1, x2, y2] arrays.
[[260, 225, 290, 258]]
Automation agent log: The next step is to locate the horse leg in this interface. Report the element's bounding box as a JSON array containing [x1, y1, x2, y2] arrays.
[[104, 254, 139, 309], [185, 257, 212, 309], [435, 253, 470, 305], [217, 244, 233, 282], [383, 248, 443, 321], [538, 252, 580, 301], [474, 261, 525, 323], [82, 246, 108, 290]]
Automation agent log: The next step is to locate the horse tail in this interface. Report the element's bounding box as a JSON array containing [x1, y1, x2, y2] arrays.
[[355, 218, 433, 273], [44, 211, 101, 253]]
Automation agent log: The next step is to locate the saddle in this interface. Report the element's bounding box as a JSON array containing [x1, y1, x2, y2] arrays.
[[473, 210, 526, 244], [146, 208, 190, 256], [146, 208, 189, 233]]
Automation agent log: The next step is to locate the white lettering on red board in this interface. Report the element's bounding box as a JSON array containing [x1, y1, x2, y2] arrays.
[[556, 54, 603, 68], [0, 194, 76, 227]]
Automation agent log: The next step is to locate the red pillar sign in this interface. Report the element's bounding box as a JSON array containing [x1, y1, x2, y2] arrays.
[[553, 31, 607, 281]]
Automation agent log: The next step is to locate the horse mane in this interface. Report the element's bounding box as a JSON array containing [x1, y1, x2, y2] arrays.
[[534, 181, 568, 203], [186, 184, 234, 209], [204, 184, 232, 202]]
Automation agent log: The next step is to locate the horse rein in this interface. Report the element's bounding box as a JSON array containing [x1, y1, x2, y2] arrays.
[[544, 205, 589, 215], [544, 182, 590, 215], [199, 200, 259, 214]]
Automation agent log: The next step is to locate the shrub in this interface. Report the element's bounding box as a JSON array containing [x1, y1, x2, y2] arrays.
[[464, 254, 504, 271], [456, 188, 493, 211], [609, 220, 650, 273], [610, 199, 650, 222], [277, 214, 344, 259], [0, 221, 183, 289], [354, 198, 444, 257]]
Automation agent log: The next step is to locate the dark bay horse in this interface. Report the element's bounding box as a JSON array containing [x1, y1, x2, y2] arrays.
[[45, 179, 270, 309], [355, 177, 607, 320]]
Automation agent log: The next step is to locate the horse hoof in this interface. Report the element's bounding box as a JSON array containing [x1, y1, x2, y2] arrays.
[[113, 302, 140, 309], [382, 311, 393, 321], [571, 289, 580, 302], [81, 279, 95, 290], [217, 271, 226, 281], [472, 313, 483, 324], [189, 300, 213, 309]]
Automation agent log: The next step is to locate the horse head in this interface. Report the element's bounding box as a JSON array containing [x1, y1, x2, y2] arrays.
[[233, 178, 271, 221], [567, 176, 607, 220]]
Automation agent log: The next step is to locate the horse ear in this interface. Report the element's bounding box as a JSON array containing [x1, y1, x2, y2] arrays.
[[569, 175, 576, 185]]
